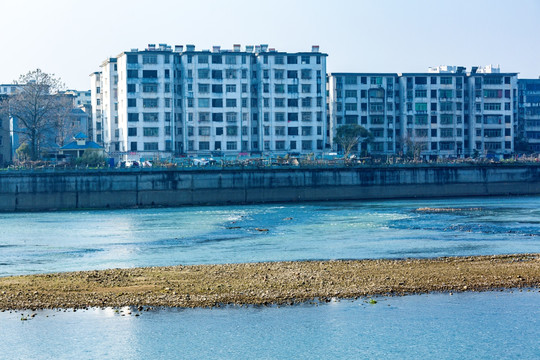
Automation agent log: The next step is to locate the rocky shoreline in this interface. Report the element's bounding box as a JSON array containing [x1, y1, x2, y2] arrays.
[[1, 254, 539, 310]]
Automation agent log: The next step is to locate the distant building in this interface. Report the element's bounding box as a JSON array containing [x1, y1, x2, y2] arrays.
[[91, 43, 327, 160], [518, 78, 540, 152], [59, 132, 104, 159], [328, 73, 400, 155], [328, 65, 518, 158], [0, 94, 11, 165]]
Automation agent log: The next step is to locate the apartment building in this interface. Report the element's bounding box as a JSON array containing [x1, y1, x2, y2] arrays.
[[400, 66, 468, 158], [328, 65, 518, 158], [91, 44, 327, 159], [518, 79, 540, 152], [0, 94, 10, 165], [90, 72, 103, 144], [257, 46, 327, 155], [328, 73, 400, 155], [467, 66, 517, 157]]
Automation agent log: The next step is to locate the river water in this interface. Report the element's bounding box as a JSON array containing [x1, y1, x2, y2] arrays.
[[1, 196, 539, 359], [0, 196, 539, 276]]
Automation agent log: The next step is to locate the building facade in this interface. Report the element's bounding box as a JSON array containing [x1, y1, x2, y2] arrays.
[[91, 44, 327, 160], [518, 79, 540, 152], [328, 65, 518, 158], [328, 73, 400, 155]]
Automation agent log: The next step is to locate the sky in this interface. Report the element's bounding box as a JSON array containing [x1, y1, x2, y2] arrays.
[[1, 0, 539, 90]]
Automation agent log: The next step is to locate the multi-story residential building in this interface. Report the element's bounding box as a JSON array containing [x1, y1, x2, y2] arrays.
[[90, 72, 103, 144], [518, 79, 540, 152], [257, 46, 327, 155], [328, 65, 518, 158], [179, 44, 257, 155], [91, 44, 327, 159], [400, 66, 468, 158], [328, 73, 400, 155], [467, 66, 517, 157]]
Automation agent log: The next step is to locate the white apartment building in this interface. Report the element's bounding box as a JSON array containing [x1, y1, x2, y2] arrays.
[[89, 72, 103, 144], [91, 44, 327, 160], [400, 67, 468, 158], [467, 66, 517, 157], [328, 73, 400, 155], [328, 66, 518, 158], [257, 46, 327, 155], [179, 44, 258, 155]]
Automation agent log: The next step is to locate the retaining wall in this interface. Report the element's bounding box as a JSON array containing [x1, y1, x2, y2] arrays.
[[0, 164, 539, 211]]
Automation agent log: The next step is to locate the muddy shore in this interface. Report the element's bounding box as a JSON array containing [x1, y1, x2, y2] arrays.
[[1, 254, 539, 310]]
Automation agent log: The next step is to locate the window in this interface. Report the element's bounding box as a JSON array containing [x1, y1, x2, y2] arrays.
[[287, 55, 297, 64], [127, 84, 136, 93], [226, 99, 237, 107], [212, 70, 222, 79], [301, 55, 310, 64], [212, 113, 223, 122], [195, 113, 208, 123], [275, 98, 285, 107], [144, 142, 159, 151], [301, 126, 312, 136], [288, 99, 298, 107], [415, 103, 427, 112], [142, 70, 158, 78], [275, 84, 285, 93], [143, 98, 158, 108], [302, 140, 312, 150], [301, 69, 311, 79], [226, 84, 236, 93], [212, 84, 223, 93], [226, 69, 237, 79], [484, 76, 502, 85], [143, 127, 159, 137], [198, 69, 210, 79], [128, 128, 137, 136], [130, 142, 137, 151], [128, 113, 139, 122], [128, 98, 137, 107], [198, 55, 208, 64], [484, 103, 501, 111], [302, 112, 312, 121], [143, 55, 157, 64], [440, 77, 452, 85], [287, 71, 298, 79], [288, 127, 298, 136], [288, 84, 298, 93], [226, 112, 237, 122], [226, 56, 236, 65], [212, 55, 222, 64], [275, 56, 284, 65], [216, 127, 223, 135], [212, 99, 223, 108], [127, 70, 138, 79], [198, 83, 210, 93], [199, 141, 210, 150], [227, 141, 237, 150], [198, 98, 210, 108], [127, 55, 138, 64], [143, 113, 159, 122], [275, 113, 285, 122], [198, 127, 211, 136], [288, 113, 298, 122], [143, 84, 158, 93]]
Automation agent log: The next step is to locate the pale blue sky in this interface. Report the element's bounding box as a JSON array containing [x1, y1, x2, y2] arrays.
[[2, 0, 539, 89]]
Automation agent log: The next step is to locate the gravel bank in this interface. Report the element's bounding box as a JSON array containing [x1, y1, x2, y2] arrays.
[[1, 254, 539, 310]]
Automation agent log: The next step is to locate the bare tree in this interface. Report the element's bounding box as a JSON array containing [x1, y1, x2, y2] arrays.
[[334, 124, 373, 158], [3, 69, 68, 160]]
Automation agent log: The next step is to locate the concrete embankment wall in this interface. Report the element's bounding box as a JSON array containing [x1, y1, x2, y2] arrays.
[[0, 165, 539, 211]]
